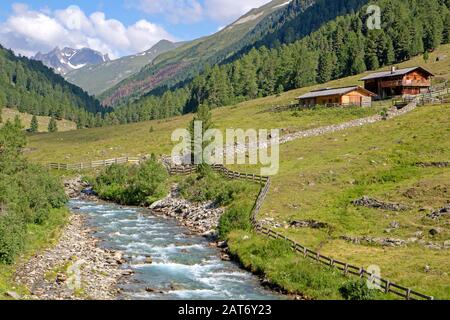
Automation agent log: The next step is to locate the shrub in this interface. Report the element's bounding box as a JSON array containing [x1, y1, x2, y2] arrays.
[[0, 122, 67, 264], [179, 169, 250, 206], [218, 201, 253, 239], [0, 211, 26, 264], [94, 160, 169, 206], [339, 280, 378, 300]]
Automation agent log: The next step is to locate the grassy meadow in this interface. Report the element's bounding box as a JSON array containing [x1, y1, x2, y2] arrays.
[[1, 108, 77, 133], [230, 104, 450, 299], [21, 44, 450, 299]]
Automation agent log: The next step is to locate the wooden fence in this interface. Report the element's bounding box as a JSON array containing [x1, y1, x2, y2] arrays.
[[48, 156, 143, 171], [51, 158, 434, 300], [167, 163, 434, 300]]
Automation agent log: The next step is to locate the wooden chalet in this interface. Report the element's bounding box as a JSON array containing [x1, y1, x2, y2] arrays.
[[297, 86, 376, 107], [360, 66, 434, 99]]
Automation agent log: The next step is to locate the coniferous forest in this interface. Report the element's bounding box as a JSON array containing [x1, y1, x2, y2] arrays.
[[110, 0, 450, 124], [1, 0, 449, 127], [0, 45, 109, 128]]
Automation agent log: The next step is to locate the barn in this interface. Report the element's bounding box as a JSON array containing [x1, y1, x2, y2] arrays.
[[361, 66, 434, 99], [297, 86, 376, 107]]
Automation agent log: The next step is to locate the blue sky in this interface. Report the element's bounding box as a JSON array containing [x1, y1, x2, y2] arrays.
[[0, 0, 271, 58]]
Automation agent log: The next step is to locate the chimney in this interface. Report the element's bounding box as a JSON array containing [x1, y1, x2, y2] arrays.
[[391, 66, 397, 74]]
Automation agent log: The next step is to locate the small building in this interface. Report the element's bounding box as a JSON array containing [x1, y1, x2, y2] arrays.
[[297, 86, 376, 107], [360, 66, 434, 99]]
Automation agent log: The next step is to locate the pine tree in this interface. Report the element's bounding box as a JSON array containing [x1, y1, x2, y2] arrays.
[[30, 115, 39, 133], [188, 104, 213, 166], [443, 13, 450, 44], [317, 51, 334, 83], [48, 117, 58, 133]]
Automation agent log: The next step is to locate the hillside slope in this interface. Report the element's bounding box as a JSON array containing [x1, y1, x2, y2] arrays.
[[65, 40, 181, 96], [26, 47, 450, 298], [100, 0, 312, 106], [26, 43, 450, 163], [1, 108, 76, 132], [0, 45, 106, 128]]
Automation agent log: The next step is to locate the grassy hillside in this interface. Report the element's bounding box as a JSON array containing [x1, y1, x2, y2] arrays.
[[1, 108, 76, 133], [24, 43, 450, 299], [27, 44, 450, 163], [231, 104, 449, 299]]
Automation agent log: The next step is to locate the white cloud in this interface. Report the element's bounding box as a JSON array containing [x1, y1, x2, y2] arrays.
[[131, 0, 204, 24], [204, 0, 271, 22], [131, 0, 272, 24], [0, 4, 174, 58]]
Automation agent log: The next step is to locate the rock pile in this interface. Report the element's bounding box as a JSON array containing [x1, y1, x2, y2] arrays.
[[289, 220, 329, 229], [64, 176, 91, 199], [14, 214, 129, 300], [342, 235, 450, 250], [341, 236, 406, 247], [352, 196, 408, 211], [427, 204, 450, 220], [150, 187, 224, 236]]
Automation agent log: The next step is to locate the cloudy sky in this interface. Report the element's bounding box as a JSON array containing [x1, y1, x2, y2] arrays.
[[0, 0, 272, 59]]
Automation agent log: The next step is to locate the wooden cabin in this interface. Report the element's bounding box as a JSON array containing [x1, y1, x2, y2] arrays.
[[297, 86, 376, 107], [360, 66, 433, 99]]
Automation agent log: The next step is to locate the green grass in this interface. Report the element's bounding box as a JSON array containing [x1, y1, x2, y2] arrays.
[[1, 108, 76, 133], [230, 104, 450, 299], [22, 44, 450, 300], [26, 44, 450, 165], [227, 230, 391, 300], [0, 208, 69, 299]]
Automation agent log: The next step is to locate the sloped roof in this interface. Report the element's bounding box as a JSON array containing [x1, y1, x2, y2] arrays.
[[297, 86, 375, 99], [360, 66, 434, 81]]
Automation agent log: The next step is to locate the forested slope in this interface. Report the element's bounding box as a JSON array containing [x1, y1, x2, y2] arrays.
[[107, 0, 450, 124], [0, 45, 108, 128]]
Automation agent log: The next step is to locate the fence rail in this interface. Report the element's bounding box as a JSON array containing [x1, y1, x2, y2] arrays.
[[48, 156, 143, 171], [50, 157, 434, 300]]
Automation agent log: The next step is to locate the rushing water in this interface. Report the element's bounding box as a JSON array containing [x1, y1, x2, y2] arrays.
[[69, 199, 280, 300]]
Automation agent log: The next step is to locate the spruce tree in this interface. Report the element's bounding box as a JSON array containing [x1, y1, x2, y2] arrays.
[[30, 115, 39, 133], [188, 104, 213, 166]]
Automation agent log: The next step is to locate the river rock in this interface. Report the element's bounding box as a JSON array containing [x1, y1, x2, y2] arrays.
[[145, 256, 153, 264], [5, 291, 21, 300], [429, 228, 442, 236]]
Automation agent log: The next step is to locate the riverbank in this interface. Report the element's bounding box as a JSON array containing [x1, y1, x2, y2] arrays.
[[9, 177, 129, 300], [14, 214, 128, 300]]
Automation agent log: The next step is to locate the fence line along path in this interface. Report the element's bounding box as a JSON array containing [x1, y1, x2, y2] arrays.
[[166, 164, 434, 301]]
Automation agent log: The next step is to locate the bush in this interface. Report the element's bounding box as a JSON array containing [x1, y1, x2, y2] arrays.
[[218, 201, 253, 239], [0, 212, 26, 264], [339, 280, 378, 300], [94, 160, 169, 206], [0, 122, 67, 264], [179, 169, 250, 206]]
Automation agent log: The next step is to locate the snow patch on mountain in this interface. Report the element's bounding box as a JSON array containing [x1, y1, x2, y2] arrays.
[[33, 47, 110, 75]]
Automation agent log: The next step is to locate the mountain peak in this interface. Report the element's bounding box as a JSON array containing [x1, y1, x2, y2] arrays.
[[33, 47, 109, 75]]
